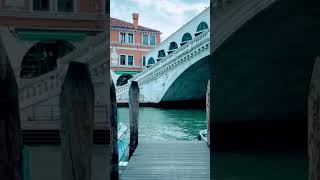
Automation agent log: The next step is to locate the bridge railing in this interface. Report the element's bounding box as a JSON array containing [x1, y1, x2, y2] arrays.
[[18, 35, 108, 108], [19, 32, 107, 88], [116, 30, 210, 96]]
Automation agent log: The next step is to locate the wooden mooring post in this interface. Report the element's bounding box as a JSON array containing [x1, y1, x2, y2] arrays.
[[129, 81, 139, 159], [206, 80, 210, 147], [0, 36, 23, 180], [308, 57, 320, 180], [60, 62, 94, 180], [110, 78, 119, 180]]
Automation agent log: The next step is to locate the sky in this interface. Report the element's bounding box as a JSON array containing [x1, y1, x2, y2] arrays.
[[110, 0, 210, 41]]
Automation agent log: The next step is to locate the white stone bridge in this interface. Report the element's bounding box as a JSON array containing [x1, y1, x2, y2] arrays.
[[116, 0, 277, 104], [0, 0, 278, 123], [116, 8, 210, 104]]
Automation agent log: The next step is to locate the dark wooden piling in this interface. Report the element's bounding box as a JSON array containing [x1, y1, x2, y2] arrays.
[[308, 57, 320, 180], [206, 80, 210, 147], [0, 36, 23, 180], [129, 81, 139, 159], [110, 78, 119, 180], [60, 62, 94, 180]]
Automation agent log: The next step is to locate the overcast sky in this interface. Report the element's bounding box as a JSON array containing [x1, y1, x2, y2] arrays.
[[110, 0, 209, 41]]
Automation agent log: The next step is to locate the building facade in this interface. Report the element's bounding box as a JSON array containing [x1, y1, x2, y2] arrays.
[[0, 0, 107, 81], [110, 13, 161, 86]]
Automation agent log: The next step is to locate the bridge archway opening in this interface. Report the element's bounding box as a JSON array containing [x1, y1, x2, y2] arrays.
[[20, 40, 74, 79], [181, 33, 192, 46], [116, 74, 133, 86], [168, 42, 178, 54], [195, 22, 208, 36], [148, 57, 155, 66], [157, 49, 166, 61]]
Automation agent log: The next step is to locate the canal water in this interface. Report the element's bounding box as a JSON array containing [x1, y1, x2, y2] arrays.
[[118, 107, 207, 141], [119, 107, 307, 180]]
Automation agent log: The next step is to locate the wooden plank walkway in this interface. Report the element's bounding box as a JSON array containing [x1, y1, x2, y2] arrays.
[[121, 141, 210, 180]]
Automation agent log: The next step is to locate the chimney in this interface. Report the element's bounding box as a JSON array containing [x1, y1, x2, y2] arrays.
[[132, 13, 139, 29]]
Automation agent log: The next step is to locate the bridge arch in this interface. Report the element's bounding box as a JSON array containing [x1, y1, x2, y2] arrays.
[[168, 42, 178, 54], [195, 21, 208, 36], [20, 40, 74, 79], [181, 33, 192, 46], [116, 74, 133, 86]]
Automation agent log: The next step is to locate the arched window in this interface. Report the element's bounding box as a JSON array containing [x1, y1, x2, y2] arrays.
[[20, 40, 74, 79], [181, 33, 192, 46], [195, 22, 208, 36], [157, 49, 166, 61], [148, 57, 155, 65], [116, 74, 133, 86], [168, 42, 178, 54]]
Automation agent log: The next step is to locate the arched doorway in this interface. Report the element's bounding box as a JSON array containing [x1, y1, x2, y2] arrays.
[[117, 74, 133, 86], [157, 49, 166, 61], [181, 33, 192, 46], [20, 40, 74, 79], [148, 57, 155, 66], [168, 42, 178, 54], [195, 22, 208, 36]]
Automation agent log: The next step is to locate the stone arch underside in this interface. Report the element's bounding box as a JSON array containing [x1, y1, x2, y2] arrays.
[[160, 55, 210, 102]]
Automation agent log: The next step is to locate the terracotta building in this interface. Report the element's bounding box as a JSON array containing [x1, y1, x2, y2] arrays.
[[110, 13, 161, 86], [0, 0, 107, 80]]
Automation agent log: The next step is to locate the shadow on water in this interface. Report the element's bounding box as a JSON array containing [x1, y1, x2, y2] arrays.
[[213, 150, 307, 180]]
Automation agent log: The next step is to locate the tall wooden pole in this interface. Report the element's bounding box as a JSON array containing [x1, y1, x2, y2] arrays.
[[60, 62, 94, 180], [0, 35, 23, 180], [129, 81, 139, 159], [206, 80, 210, 147], [110, 78, 119, 180], [308, 57, 320, 180]]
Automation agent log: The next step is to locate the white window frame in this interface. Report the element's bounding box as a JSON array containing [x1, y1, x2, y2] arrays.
[[32, 0, 51, 11], [119, 32, 127, 44], [56, 0, 76, 13], [150, 35, 156, 46], [119, 54, 127, 65], [142, 34, 149, 46], [128, 33, 134, 44], [127, 54, 134, 66]]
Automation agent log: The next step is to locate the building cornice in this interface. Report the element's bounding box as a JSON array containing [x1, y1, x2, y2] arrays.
[[110, 27, 161, 35], [109, 45, 152, 52], [0, 10, 107, 21]]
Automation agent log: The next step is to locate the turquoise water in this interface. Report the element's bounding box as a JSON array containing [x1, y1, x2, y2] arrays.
[[117, 107, 307, 179], [118, 107, 207, 141]]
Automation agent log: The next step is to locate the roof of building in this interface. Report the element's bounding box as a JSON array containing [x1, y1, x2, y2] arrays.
[[110, 17, 160, 33]]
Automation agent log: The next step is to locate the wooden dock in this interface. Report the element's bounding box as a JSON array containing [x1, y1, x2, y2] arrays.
[[121, 141, 210, 180]]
